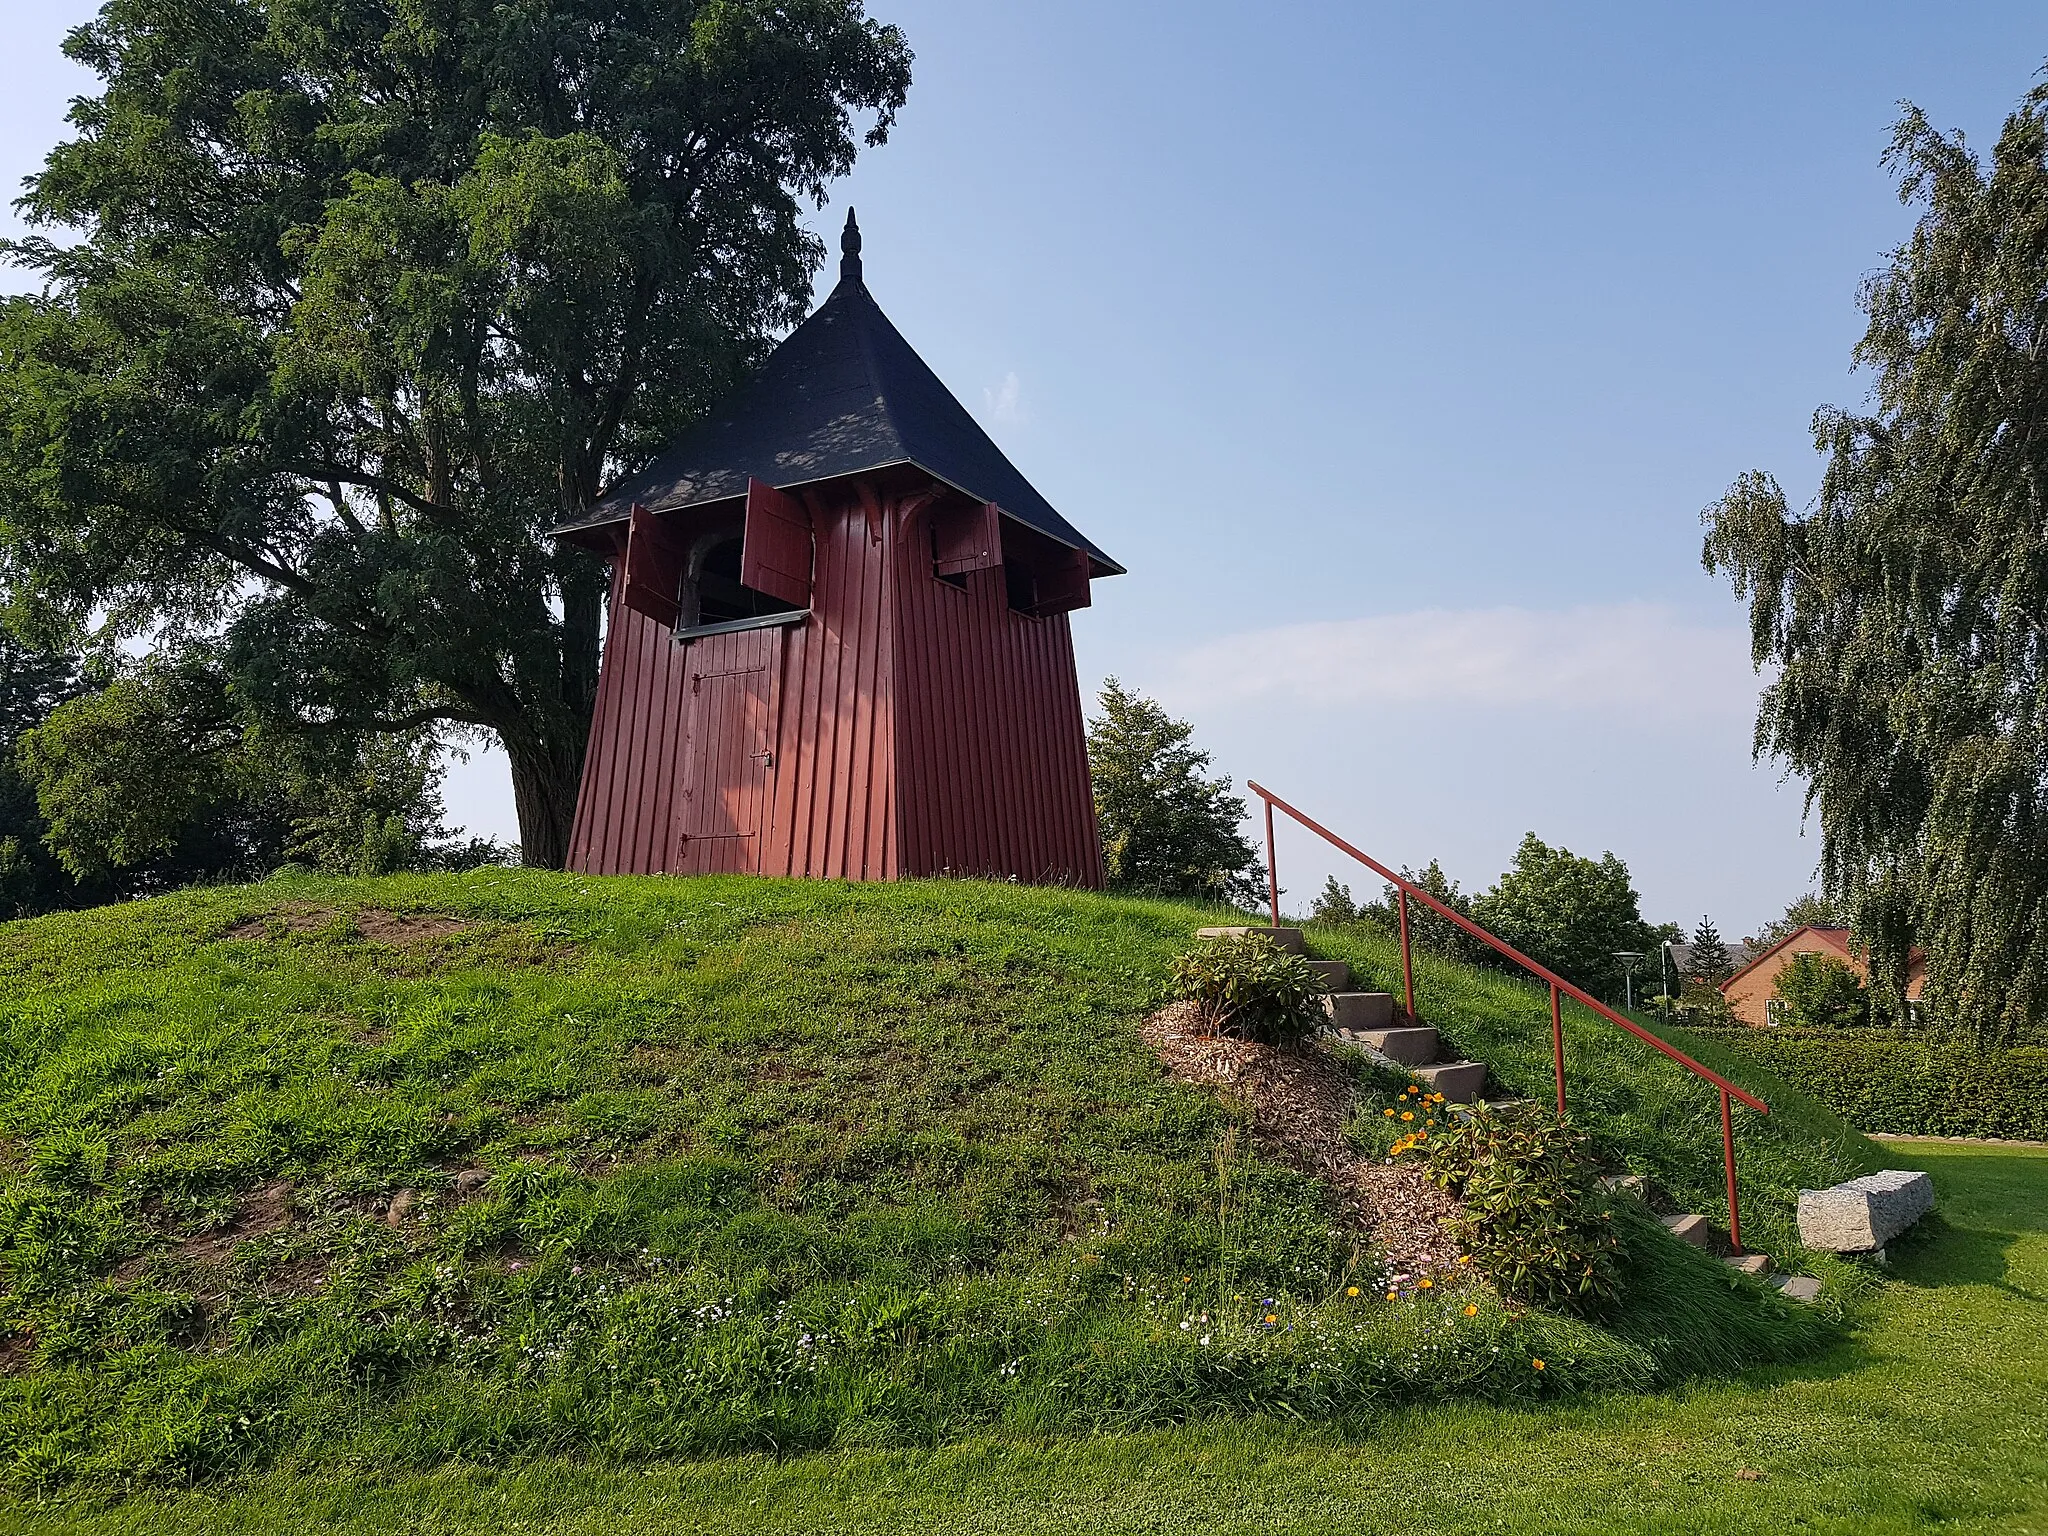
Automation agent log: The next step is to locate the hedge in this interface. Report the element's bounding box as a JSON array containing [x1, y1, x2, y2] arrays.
[[1696, 1028, 2048, 1140]]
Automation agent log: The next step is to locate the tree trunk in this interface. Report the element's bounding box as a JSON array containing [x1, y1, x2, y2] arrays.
[[505, 730, 584, 869]]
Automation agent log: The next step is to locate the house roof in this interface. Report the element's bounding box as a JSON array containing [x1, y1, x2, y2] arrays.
[[1715, 926, 1853, 993], [547, 211, 1123, 577]]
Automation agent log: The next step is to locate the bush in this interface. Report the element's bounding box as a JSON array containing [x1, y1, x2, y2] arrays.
[[1171, 934, 1327, 1047], [1698, 1029, 2048, 1139], [1421, 1103, 1623, 1317], [1771, 952, 1869, 1030]]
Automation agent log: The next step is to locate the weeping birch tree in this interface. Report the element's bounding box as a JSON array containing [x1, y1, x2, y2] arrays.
[[1705, 74, 2048, 1042]]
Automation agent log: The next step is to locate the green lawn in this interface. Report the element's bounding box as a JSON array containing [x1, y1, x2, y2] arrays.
[[12, 1137, 2042, 1535]]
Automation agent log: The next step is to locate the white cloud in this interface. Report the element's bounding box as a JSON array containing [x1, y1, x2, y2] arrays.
[[1157, 603, 1760, 721], [983, 370, 1026, 425]]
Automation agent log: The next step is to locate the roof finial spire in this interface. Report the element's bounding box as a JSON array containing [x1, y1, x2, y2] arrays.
[[840, 207, 863, 284]]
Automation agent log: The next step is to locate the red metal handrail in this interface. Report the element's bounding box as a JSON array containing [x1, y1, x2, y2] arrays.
[[1248, 780, 1767, 1251]]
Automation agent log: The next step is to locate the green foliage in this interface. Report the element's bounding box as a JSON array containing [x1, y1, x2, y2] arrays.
[[0, 631, 96, 917], [1308, 876, 1360, 924], [0, 873, 1841, 1490], [1771, 952, 1870, 1031], [1702, 74, 2048, 1044], [1700, 1028, 2048, 1140], [0, 0, 912, 865], [13, 660, 475, 886], [1469, 834, 1663, 999], [1424, 1105, 1623, 1317], [1170, 934, 1326, 1046], [1087, 679, 1264, 907], [1363, 860, 1491, 966]]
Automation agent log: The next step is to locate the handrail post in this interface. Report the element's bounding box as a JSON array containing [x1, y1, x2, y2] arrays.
[[1722, 1088, 1742, 1253], [1264, 798, 1279, 929], [1397, 888, 1416, 1022], [1550, 983, 1566, 1116]]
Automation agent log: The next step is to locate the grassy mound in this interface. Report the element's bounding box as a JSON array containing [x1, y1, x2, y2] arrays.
[[0, 873, 1849, 1490]]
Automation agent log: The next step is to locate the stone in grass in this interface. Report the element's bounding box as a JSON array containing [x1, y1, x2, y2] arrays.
[[1796, 1169, 1934, 1253]]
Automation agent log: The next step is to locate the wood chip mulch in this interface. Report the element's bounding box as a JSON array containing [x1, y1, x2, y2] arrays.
[[1142, 1002, 1466, 1281]]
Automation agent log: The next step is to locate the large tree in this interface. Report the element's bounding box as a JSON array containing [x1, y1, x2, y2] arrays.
[[1471, 833, 1664, 1000], [1704, 75, 2048, 1042], [0, 0, 911, 866]]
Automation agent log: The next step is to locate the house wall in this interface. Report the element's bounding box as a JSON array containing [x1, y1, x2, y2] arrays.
[[1721, 929, 1928, 1026]]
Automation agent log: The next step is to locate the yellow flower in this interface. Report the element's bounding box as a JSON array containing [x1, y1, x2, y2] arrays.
[[1385, 1290, 1398, 1300], [1401, 1112, 1415, 1121], [1463, 1304, 1478, 1317], [1418, 1278, 1434, 1289], [1383, 1109, 1396, 1118], [1532, 1359, 1546, 1371], [1457, 1255, 1471, 1265], [1346, 1286, 1360, 1297]]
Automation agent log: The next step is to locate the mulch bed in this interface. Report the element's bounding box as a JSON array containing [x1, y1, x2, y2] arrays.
[[1142, 1002, 1466, 1280]]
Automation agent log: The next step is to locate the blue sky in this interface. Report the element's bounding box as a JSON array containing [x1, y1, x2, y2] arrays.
[[4, 2, 2043, 936]]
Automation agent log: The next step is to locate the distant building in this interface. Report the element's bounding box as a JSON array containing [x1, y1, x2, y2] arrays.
[[1662, 938, 1757, 997], [1716, 925, 1927, 1027]]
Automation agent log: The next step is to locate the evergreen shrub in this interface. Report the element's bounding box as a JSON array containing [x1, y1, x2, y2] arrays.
[[1171, 934, 1327, 1047]]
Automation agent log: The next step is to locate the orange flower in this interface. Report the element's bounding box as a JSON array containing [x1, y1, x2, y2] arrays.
[[1264, 1313, 1278, 1324], [1401, 1112, 1415, 1121], [1463, 1304, 1478, 1317], [1383, 1109, 1396, 1118], [1532, 1359, 1546, 1371], [1418, 1277, 1434, 1289]]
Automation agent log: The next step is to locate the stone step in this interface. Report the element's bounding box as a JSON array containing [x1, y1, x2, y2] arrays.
[[1322, 992, 1395, 1032], [1196, 925, 1305, 955], [1355, 1025, 1438, 1066], [1771, 1274, 1823, 1304], [1662, 1213, 1715, 1249], [1413, 1060, 1487, 1102], [1305, 959, 1351, 990], [1724, 1252, 1773, 1278]]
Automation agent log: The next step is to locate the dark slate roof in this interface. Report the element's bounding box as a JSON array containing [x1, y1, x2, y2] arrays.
[[548, 213, 1122, 576]]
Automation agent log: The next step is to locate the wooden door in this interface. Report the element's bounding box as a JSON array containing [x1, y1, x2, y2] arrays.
[[673, 628, 781, 874]]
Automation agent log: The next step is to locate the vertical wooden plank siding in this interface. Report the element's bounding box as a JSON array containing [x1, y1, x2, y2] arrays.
[[566, 477, 1098, 887], [891, 493, 1103, 887]]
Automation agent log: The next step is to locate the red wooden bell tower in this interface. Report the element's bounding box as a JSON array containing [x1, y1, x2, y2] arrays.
[[549, 213, 1121, 886]]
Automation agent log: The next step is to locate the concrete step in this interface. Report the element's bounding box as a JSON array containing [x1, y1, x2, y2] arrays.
[[1196, 925, 1305, 955], [1305, 959, 1351, 990], [1662, 1213, 1715, 1249], [1322, 992, 1395, 1032], [1414, 1060, 1487, 1102], [1771, 1274, 1823, 1304], [1355, 1025, 1438, 1066], [1724, 1252, 1773, 1278]]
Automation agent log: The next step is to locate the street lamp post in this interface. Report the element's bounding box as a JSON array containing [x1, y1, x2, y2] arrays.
[[1612, 951, 1646, 1013]]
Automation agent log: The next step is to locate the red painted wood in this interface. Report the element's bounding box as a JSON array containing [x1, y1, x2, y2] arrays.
[[932, 500, 1001, 577], [742, 478, 814, 608], [568, 472, 1100, 888], [621, 504, 685, 628]]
